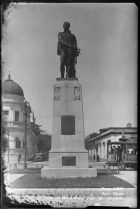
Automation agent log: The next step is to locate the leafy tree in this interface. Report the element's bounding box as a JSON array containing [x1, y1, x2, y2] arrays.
[[37, 134, 51, 153], [89, 132, 98, 139], [85, 132, 98, 150]]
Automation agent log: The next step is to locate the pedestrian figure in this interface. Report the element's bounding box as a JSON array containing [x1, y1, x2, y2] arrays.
[[116, 146, 120, 162], [119, 145, 122, 162], [112, 146, 117, 160], [117, 146, 122, 162], [97, 155, 100, 162], [18, 153, 21, 163]]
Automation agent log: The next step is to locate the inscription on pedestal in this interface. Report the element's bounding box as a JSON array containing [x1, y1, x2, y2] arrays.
[[62, 156, 76, 166], [61, 115, 75, 135]]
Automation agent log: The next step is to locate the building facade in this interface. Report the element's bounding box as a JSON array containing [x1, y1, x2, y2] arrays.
[[2, 74, 38, 164], [87, 124, 137, 162]]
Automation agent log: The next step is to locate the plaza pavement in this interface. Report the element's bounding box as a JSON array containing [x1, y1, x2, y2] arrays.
[[4, 161, 137, 188], [4, 161, 49, 170], [114, 170, 137, 187], [4, 169, 137, 188], [4, 173, 25, 186]]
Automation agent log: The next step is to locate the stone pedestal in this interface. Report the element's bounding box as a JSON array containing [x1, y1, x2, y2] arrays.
[[41, 78, 97, 178]]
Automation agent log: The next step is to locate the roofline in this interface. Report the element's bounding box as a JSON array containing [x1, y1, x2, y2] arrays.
[[99, 127, 137, 131], [89, 128, 137, 143]]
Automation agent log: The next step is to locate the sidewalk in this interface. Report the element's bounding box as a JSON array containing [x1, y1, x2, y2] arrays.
[[4, 161, 49, 171], [4, 162, 137, 188], [4, 173, 25, 186], [114, 171, 137, 187], [4, 171, 137, 188]]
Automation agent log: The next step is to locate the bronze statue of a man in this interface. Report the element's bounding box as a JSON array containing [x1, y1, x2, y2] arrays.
[[57, 22, 80, 78]]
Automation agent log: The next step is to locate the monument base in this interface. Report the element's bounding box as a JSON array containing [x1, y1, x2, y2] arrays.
[[41, 167, 97, 178], [41, 79, 97, 178]]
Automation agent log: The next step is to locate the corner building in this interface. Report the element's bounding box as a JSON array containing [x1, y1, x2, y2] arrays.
[[87, 125, 137, 162]]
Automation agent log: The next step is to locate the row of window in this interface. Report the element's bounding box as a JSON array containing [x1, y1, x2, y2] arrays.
[[3, 110, 20, 122]]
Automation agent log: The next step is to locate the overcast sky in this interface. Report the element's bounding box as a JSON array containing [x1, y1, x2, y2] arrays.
[[2, 3, 137, 135]]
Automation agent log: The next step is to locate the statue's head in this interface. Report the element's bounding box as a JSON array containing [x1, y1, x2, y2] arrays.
[[63, 22, 70, 30]]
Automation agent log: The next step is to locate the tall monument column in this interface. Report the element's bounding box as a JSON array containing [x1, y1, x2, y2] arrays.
[[41, 22, 97, 178]]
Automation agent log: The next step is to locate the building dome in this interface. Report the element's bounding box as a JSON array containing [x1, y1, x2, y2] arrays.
[[2, 74, 24, 97]]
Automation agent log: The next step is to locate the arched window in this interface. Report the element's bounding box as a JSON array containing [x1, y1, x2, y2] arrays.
[[15, 138, 21, 148]]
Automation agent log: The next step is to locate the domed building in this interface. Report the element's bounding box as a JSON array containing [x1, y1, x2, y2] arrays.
[[2, 73, 39, 164]]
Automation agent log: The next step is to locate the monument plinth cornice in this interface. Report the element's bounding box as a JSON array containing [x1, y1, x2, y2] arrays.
[[56, 78, 78, 81]]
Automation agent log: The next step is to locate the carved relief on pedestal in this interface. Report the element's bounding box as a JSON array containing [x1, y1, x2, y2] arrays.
[[54, 86, 61, 100], [74, 86, 81, 100]]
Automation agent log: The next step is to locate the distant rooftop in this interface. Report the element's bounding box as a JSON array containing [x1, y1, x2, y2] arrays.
[[88, 126, 137, 143]]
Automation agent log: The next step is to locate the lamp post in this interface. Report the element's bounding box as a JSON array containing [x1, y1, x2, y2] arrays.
[[4, 120, 10, 163], [7, 128, 9, 163], [110, 106, 113, 127], [24, 101, 27, 169]]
